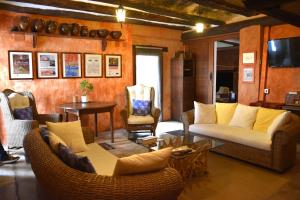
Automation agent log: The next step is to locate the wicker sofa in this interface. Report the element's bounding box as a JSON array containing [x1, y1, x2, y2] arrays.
[[24, 128, 184, 200], [181, 108, 300, 172]]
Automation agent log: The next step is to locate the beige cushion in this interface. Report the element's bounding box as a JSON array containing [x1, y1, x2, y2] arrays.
[[128, 115, 154, 125], [76, 143, 118, 176], [267, 111, 291, 139], [189, 124, 271, 151], [49, 131, 67, 154], [8, 93, 30, 110], [46, 121, 88, 153], [216, 103, 237, 125], [229, 104, 259, 129], [113, 147, 172, 176], [127, 84, 151, 114], [194, 101, 216, 124], [253, 107, 285, 133]]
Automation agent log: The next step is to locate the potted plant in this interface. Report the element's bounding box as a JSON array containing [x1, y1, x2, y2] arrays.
[[80, 80, 94, 103]]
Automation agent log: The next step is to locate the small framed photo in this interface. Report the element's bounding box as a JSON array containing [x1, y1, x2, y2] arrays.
[[84, 53, 102, 78], [62, 52, 82, 78], [105, 54, 122, 78], [8, 51, 33, 80], [242, 51, 256, 65], [243, 67, 254, 83], [36, 52, 59, 79]]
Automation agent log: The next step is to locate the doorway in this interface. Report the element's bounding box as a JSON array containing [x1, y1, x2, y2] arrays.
[[133, 46, 163, 118], [213, 39, 240, 103]]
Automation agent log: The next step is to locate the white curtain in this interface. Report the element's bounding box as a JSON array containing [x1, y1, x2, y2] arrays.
[[136, 55, 161, 110]]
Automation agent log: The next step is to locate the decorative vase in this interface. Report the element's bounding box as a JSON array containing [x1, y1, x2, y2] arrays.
[[59, 23, 70, 35], [31, 19, 45, 32], [19, 16, 30, 31], [97, 29, 109, 38], [45, 20, 57, 33], [80, 26, 88, 36], [81, 95, 88, 103], [71, 23, 80, 36], [110, 31, 122, 39]]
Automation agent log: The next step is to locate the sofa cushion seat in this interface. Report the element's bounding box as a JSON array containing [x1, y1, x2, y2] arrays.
[[76, 143, 118, 176], [128, 115, 154, 125], [189, 124, 272, 151]]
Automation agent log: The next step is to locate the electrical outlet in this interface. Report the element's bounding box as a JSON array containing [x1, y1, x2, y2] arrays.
[[264, 88, 270, 94]]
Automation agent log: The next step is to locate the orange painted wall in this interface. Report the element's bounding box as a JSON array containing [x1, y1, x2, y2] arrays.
[[260, 24, 300, 103], [0, 10, 183, 141], [238, 25, 263, 105]]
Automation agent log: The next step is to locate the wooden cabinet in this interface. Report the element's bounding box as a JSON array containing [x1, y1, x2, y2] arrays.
[[171, 53, 195, 121]]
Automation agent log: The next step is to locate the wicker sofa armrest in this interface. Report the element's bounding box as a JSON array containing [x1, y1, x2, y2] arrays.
[[271, 114, 300, 172], [181, 109, 194, 134], [38, 113, 63, 124], [81, 127, 94, 144]]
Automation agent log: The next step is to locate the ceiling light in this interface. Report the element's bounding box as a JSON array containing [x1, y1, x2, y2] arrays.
[[195, 23, 204, 33], [116, 5, 126, 23]]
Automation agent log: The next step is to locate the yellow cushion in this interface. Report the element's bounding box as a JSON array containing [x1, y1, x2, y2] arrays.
[[253, 108, 286, 133], [113, 147, 172, 176], [194, 101, 216, 124], [216, 103, 237, 125], [267, 111, 291, 139], [229, 104, 258, 129], [48, 131, 67, 154], [128, 115, 154, 124], [46, 121, 88, 153], [8, 93, 30, 110], [76, 143, 118, 176]]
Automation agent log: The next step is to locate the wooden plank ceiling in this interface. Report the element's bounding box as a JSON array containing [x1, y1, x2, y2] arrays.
[[0, 0, 299, 33]]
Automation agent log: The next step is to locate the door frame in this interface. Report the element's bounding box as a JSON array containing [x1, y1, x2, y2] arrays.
[[133, 45, 164, 119]]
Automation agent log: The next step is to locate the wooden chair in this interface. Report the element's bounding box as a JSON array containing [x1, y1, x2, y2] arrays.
[[120, 85, 160, 137], [0, 89, 62, 148]]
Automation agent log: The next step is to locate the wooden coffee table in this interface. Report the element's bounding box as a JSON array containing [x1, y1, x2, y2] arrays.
[[151, 130, 223, 180]]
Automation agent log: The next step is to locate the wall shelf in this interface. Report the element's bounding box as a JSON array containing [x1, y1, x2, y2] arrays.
[[11, 31, 124, 51]]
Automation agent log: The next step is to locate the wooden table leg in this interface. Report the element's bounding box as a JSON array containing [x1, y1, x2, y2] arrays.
[[65, 111, 69, 122], [95, 113, 98, 137], [110, 109, 114, 143]]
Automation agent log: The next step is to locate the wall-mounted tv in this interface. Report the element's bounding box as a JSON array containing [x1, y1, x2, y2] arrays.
[[267, 37, 300, 67]]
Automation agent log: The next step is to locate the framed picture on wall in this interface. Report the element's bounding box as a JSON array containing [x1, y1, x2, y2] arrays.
[[105, 54, 122, 78], [243, 67, 254, 83], [242, 51, 256, 65], [8, 51, 33, 80], [84, 53, 102, 78], [62, 52, 82, 78], [36, 52, 59, 79]]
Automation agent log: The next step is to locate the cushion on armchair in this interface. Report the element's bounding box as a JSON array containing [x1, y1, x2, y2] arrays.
[[132, 99, 151, 116], [127, 85, 152, 115], [13, 106, 34, 120], [8, 92, 30, 110]]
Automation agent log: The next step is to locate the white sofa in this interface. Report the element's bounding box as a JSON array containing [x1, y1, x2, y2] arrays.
[[182, 103, 300, 172]]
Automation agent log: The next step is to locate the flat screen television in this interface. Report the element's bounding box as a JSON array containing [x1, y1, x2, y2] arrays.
[[267, 37, 300, 67]]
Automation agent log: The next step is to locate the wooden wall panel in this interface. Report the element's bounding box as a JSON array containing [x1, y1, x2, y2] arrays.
[[0, 10, 183, 142]]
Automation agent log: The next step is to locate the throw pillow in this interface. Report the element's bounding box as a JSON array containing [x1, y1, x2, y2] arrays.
[[57, 143, 96, 173], [13, 106, 33, 120], [229, 104, 259, 129], [46, 121, 88, 153], [40, 127, 50, 145], [215, 103, 237, 125], [132, 99, 151, 116], [113, 147, 172, 176], [49, 131, 67, 154], [253, 107, 285, 133], [267, 111, 291, 139], [194, 101, 216, 124]]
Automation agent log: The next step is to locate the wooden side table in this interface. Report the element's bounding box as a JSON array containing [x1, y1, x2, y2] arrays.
[[58, 101, 116, 142]]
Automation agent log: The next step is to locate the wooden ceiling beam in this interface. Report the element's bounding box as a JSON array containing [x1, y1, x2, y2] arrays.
[[0, 2, 188, 30], [7, 0, 194, 27], [190, 0, 257, 17], [93, 0, 225, 25], [244, 0, 300, 27], [182, 17, 283, 40]]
